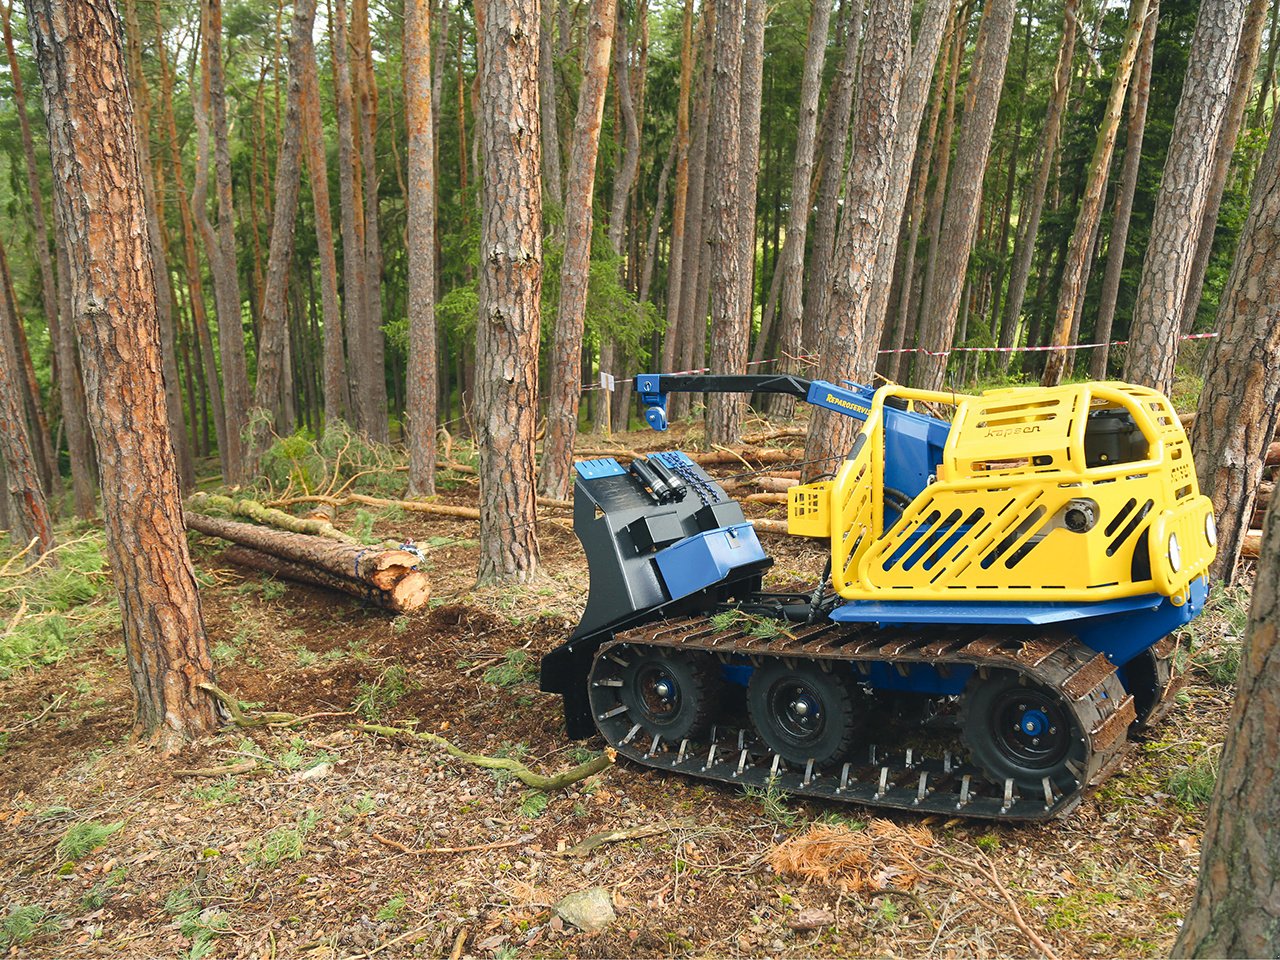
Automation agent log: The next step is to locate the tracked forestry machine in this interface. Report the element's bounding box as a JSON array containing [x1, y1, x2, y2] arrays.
[[541, 375, 1217, 820]]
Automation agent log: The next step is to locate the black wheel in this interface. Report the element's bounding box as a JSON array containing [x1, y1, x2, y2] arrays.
[[746, 659, 860, 766], [618, 650, 720, 742], [960, 671, 1084, 792], [1121, 647, 1173, 727]]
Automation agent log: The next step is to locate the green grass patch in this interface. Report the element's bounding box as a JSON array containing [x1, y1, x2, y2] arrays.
[[250, 811, 320, 867], [743, 780, 799, 828], [375, 894, 407, 922], [354, 665, 413, 721], [56, 819, 123, 863], [1165, 746, 1220, 808], [483, 649, 535, 688], [1, 904, 54, 947]]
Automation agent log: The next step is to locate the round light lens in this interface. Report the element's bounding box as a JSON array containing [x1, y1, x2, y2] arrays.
[[1205, 513, 1217, 548], [1168, 532, 1182, 573]]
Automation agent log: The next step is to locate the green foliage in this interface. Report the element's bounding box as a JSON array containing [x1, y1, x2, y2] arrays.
[[166, 887, 230, 960], [1, 904, 54, 947], [519, 790, 549, 819], [354, 665, 414, 721], [81, 866, 128, 910], [483, 648, 535, 688], [743, 781, 799, 828], [250, 811, 320, 867], [0, 533, 117, 678], [56, 819, 123, 863], [1165, 746, 1220, 808], [375, 894, 407, 922], [189, 777, 241, 806]]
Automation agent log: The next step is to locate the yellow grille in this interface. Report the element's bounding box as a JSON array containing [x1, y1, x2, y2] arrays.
[[787, 481, 832, 538]]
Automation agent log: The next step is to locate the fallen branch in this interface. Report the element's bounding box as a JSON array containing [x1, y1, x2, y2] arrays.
[[750, 518, 791, 536], [756, 476, 799, 493], [186, 513, 431, 612], [354, 722, 616, 790], [372, 832, 531, 855], [744, 493, 789, 505], [187, 492, 358, 544], [553, 822, 684, 858], [742, 427, 807, 445], [172, 759, 261, 778]]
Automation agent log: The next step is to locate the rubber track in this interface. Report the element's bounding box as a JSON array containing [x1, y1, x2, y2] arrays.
[[588, 617, 1140, 822]]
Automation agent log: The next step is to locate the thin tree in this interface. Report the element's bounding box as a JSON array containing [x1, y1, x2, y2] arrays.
[[539, 0, 563, 207], [540, 0, 617, 500], [29, 0, 218, 745], [702, 0, 746, 446], [1, 0, 96, 514], [1089, 0, 1157, 381], [997, 0, 1079, 370], [1177, 0, 1269, 334], [1124, 0, 1249, 394], [802, 0, 910, 474], [1042, 0, 1151, 386], [0, 238, 54, 555], [298, 14, 348, 426], [659, 0, 695, 375], [406, 0, 438, 495], [1188, 117, 1280, 587], [475, 0, 542, 583], [247, 0, 314, 468], [1174, 502, 1280, 955], [913, 0, 1017, 390]]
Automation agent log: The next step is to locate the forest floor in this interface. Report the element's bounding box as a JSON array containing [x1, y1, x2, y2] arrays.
[[0, 417, 1249, 959]]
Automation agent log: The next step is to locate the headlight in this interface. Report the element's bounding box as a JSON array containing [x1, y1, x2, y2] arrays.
[[1205, 513, 1217, 548], [1168, 532, 1182, 573]]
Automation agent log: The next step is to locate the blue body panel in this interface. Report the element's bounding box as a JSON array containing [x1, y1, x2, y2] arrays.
[[654, 522, 769, 601], [829, 593, 1166, 626], [574, 458, 627, 480]]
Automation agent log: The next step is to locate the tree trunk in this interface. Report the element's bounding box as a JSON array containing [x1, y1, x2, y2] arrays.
[[660, 0, 695, 375], [247, 0, 313, 469], [1123, 0, 1249, 395], [1188, 118, 1280, 586], [997, 0, 1079, 372], [702, 0, 746, 446], [201, 0, 250, 484], [639, 141, 676, 305], [802, 0, 910, 475], [760, 0, 831, 416], [1089, 0, 1157, 381], [539, 0, 564, 208], [475, 0, 542, 583], [2, 0, 98, 514], [406, 0, 438, 496], [29, 0, 218, 747], [913, 0, 1016, 390], [1177, 0, 1269, 335], [299, 22, 349, 426], [1041, 0, 1151, 386], [333, 0, 371, 434], [800, 0, 863, 353], [540, 0, 616, 499], [1173, 501, 1280, 957], [860, 0, 950, 363], [735, 0, 765, 312], [0, 239, 55, 555], [352, 0, 389, 443]]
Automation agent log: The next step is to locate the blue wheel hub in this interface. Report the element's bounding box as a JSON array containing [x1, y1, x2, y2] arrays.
[[1019, 708, 1049, 737]]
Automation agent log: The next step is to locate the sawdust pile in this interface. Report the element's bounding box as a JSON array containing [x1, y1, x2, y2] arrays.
[[768, 819, 936, 893]]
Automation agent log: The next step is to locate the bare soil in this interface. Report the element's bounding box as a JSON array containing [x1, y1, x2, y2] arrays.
[[0, 428, 1236, 958]]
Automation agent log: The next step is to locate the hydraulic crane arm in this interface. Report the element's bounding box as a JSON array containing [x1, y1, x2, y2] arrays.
[[634, 372, 881, 430]]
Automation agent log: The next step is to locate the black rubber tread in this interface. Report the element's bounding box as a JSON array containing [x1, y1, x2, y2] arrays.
[[617, 649, 721, 742], [586, 615, 1148, 821], [746, 660, 860, 767]]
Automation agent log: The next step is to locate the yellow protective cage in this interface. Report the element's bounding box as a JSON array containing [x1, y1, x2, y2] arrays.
[[786, 381, 1216, 605]]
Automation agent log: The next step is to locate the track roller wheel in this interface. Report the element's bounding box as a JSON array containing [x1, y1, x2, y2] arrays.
[[1122, 646, 1175, 727], [960, 671, 1085, 794], [617, 649, 721, 742], [747, 659, 860, 767]]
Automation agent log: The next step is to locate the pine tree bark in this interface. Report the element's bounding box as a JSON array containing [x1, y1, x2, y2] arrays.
[[539, 0, 564, 207], [761, 0, 830, 416], [475, 0, 542, 583], [2, 0, 97, 514], [1124, 0, 1249, 394], [334, 0, 372, 434], [861, 0, 950, 358], [1041, 0, 1151, 386], [1177, 0, 1269, 335], [247, 0, 312, 469], [735, 0, 765, 309], [997, 0, 1079, 371], [1188, 118, 1280, 586], [0, 239, 55, 555], [29, 0, 218, 746], [1173, 492, 1280, 955], [1089, 0, 1157, 381], [540, 0, 617, 499], [659, 0, 695, 375], [800, 0, 863, 353], [406, 0, 438, 495], [913, 0, 1016, 390], [702, 0, 747, 446], [201, 0, 250, 483], [802, 0, 910, 475], [299, 24, 349, 426]]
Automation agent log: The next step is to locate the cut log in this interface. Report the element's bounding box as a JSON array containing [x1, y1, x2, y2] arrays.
[[188, 492, 358, 543], [1268, 442, 1280, 467], [751, 518, 791, 536], [1243, 530, 1263, 560], [744, 492, 789, 505], [742, 427, 807, 445], [757, 476, 799, 493], [221, 546, 407, 609], [186, 512, 431, 611]]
